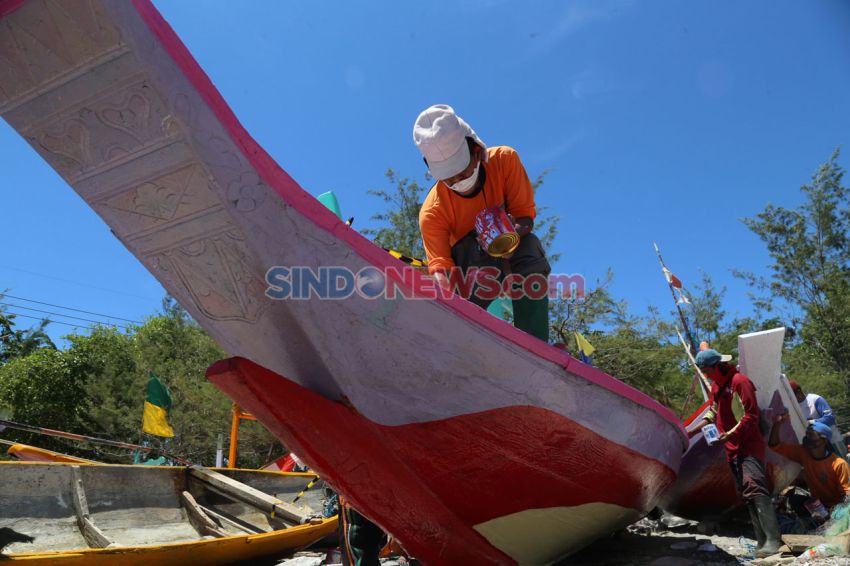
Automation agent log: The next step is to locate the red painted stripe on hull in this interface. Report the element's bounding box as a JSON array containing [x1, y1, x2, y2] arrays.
[[385, 403, 676, 525], [0, 0, 24, 18], [208, 357, 677, 564]]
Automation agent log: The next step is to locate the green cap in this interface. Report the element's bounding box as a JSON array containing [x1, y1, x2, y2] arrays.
[[695, 348, 732, 369]]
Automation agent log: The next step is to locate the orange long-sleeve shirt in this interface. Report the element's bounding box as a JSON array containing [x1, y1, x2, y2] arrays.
[[771, 443, 850, 507], [418, 146, 536, 274]]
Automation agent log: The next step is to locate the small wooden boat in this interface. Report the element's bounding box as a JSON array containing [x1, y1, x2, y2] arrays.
[[0, 1, 687, 563], [0, 461, 336, 564], [6, 443, 93, 463], [658, 328, 806, 519]]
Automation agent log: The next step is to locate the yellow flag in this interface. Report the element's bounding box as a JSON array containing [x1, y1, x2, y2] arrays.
[[141, 374, 174, 438], [574, 332, 595, 364]]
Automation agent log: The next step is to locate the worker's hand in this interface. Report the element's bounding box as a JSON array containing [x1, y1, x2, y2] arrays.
[[433, 271, 450, 291], [774, 410, 790, 425], [507, 214, 533, 237], [717, 431, 729, 443]]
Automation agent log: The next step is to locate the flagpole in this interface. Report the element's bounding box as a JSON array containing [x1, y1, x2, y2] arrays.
[[653, 242, 700, 355], [0, 418, 193, 466], [654, 243, 710, 405], [676, 327, 711, 401]]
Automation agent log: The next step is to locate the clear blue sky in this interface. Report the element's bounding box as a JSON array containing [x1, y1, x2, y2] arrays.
[[2, 0, 849, 344]]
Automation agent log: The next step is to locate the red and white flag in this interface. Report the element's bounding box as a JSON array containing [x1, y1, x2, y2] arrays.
[[662, 267, 683, 289]]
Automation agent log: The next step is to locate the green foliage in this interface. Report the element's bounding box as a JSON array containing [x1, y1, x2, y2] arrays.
[[592, 330, 692, 415], [0, 349, 88, 452], [549, 269, 622, 342], [0, 296, 55, 365], [0, 299, 280, 467], [737, 147, 850, 424], [363, 169, 429, 259], [529, 170, 560, 264], [688, 271, 726, 346]]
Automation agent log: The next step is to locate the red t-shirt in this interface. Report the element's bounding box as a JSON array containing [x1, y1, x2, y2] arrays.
[[710, 370, 766, 462]]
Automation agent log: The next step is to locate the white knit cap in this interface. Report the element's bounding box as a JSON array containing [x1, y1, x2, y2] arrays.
[[413, 104, 486, 180]]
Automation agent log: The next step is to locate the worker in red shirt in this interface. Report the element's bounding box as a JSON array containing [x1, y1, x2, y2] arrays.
[[695, 348, 781, 557]]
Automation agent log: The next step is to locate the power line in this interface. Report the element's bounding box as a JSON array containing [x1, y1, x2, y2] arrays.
[[5, 312, 85, 330], [1, 304, 132, 331], [1, 294, 142, 324], [0, 264, 159, 300]]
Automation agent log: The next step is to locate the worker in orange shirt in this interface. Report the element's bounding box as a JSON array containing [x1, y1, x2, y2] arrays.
[[412, 104, 551, 340], [769, 411, 850, 526]]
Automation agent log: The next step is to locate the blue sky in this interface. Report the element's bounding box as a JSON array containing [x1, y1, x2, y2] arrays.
[[1, 0, 849, 344]]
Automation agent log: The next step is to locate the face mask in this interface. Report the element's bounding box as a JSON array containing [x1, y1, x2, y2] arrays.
[[448, 162, 480, 193]]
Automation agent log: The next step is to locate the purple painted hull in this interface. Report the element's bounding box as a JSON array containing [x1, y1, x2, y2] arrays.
[[659, 392, 802, 519]]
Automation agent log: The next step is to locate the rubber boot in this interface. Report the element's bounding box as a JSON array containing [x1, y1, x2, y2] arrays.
[[345, 508, 386, 566], [512, 294, 549, 341], [747, 501, 766, 551], [753, 495, 782, 557]]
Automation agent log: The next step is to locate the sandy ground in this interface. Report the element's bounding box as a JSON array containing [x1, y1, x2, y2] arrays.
[[275, 514, 850, 566], [560, 514, 849, 566]]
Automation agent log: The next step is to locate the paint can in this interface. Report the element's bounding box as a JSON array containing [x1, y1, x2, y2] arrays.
[[474, 206, 520, 257], [702, 423, 720, 445], [804, 498, 829, 523]]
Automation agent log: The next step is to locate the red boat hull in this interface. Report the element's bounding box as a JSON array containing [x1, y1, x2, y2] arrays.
[[209, 357, 679, 565]]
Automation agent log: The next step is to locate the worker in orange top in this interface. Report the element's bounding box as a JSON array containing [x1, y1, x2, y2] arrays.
[[769, 411, 850, 524], [413, 105, 551, 340]]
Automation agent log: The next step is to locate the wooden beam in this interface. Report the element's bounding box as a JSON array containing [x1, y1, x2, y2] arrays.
[[69, 466, 113, 549], [180, 491, 228, 538], [197, 504, 266, 535], [781, 534, 829, 553], [189, 466, 309, 524]]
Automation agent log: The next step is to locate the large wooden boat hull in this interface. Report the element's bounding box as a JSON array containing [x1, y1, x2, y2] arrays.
[[208, 357, 684, 565], [0, 1, 687, 563], [0, 461, 336, 564], [658, 328, 805, 519]]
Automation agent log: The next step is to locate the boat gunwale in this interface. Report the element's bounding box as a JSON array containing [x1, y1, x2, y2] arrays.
[[2, 517, 338, 560]]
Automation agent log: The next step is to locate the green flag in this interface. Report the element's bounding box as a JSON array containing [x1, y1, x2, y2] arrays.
[[142, 373, 174, 438]]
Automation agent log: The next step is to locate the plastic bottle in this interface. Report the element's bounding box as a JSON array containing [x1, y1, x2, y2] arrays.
[[795, 543, 841, 562], [702, 423, 720, 445]]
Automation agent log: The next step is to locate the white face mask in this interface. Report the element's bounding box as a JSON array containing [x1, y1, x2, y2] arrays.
[[448, 162, 480, 193]]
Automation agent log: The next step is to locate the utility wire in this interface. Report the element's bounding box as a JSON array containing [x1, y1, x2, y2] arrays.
[[0, 264, 158, 300], [1, 294, 142, 324], [1, 302, 132, 330], [4, 312, 85, 329]]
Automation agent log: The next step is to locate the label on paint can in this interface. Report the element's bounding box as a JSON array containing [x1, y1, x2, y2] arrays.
[[703, 423, 720, 445], [804, 498, 829, 523]]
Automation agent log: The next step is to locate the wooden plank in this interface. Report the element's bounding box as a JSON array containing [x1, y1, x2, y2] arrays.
[[180, 490, 228, 538], [781, 534, 829, 553], [198, 504, 266, 535], [189, 466, 309, 524], [198, 481, 291, 531], [70, 465, 113, 549]]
